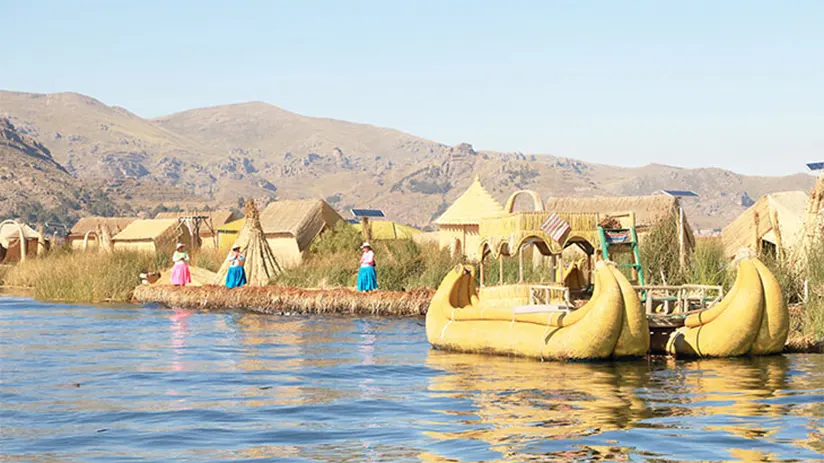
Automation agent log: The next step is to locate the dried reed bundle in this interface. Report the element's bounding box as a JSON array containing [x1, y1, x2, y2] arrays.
[[98, 224, 114, 254], [133, 284, 435, 316], [213, 200, 282, 286]]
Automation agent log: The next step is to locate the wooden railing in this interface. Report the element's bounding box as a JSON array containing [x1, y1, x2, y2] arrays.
[[632, 284, 724, 315], [529, 284, 571, 306]]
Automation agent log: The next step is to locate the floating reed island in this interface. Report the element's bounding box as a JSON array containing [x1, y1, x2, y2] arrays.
[[132, 284, 434, 317]]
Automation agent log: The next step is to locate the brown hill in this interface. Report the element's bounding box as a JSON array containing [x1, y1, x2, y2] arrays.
[[0, 116, 201, 224], [0, 117, 77, 214], [0, 90, 814, 229]]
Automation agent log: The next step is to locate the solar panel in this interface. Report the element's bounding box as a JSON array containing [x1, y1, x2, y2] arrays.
[[345, 218, 359, 224], [807, 162, 824, 172], [662, 190, 699, 198], [351, 209, 385, 218]]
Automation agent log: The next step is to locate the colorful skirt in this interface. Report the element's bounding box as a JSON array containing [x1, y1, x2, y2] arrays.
[[170, 262, 192, 286], [357, 266, 378, 292], [226, 266, 247, 289]]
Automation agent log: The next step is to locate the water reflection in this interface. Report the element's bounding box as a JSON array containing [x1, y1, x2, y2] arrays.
[[423, 352, 824, 462], [168, 308, 192, 372], [423, 351, 653, 461], [1, 298, 822, 463]]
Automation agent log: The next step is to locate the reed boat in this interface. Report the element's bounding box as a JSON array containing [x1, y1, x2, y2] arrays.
[[426, 261, 649, 361], [666, 256, 789, 358]]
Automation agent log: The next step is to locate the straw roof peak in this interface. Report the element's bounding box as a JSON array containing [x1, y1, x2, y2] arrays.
[[434, 177, 505, 226]]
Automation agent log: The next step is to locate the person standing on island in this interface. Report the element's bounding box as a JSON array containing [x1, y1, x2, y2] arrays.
[[225, 245, 247, 288], [357, 242, 378, 292], [170, 243, 192, 286]]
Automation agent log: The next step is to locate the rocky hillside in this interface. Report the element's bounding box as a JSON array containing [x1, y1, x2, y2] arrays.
[[0, 116, 200, 224], [1, 90, 814, 229], [0, 117, 77, 213]]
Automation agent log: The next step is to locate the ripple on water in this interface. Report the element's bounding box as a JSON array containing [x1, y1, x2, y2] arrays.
[[1, 297, 823, 462]]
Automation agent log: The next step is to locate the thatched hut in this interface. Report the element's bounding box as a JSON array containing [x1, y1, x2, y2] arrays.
[[434, 177, 506, 260], [257, 199, 343, 268], [67, 217, 136, 251], [722, 191, 809, 259], [0, 221, 48, 263], [112, 218, 193, 255], [154, 210, 237, 249], [215, 218, 246, 252]]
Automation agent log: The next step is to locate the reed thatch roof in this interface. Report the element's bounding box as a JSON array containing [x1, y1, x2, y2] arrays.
[[542, 195, 683, 228], [0, 222, 42, 247], [259, 199, 343, 251], [722, 191, 809, 258], [69, 217, 136, 238], [112, 219, 179, 242], [434, 177, 506, 226]]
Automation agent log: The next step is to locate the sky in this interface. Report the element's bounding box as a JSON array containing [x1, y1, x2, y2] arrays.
[[1, 0, 822, 176]]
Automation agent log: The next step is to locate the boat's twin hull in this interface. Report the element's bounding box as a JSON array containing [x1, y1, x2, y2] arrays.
[[426, 262, 649, 361], [666, 258, 788, 357], [427, 256, 788, 361]]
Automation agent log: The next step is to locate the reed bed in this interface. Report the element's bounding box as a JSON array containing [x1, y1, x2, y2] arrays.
[[133, 284, 435, 316], [3, 249, 168, 302], [274, 223, 459, 291]]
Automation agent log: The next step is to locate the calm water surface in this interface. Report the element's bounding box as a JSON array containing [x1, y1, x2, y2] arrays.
[[1, 296, 823, 462]]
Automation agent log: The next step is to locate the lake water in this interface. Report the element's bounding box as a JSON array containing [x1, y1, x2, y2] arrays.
[[1, 296, 823, 463]]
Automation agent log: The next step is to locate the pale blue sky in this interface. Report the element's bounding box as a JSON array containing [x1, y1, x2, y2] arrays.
[[2, 0, 822, 176]]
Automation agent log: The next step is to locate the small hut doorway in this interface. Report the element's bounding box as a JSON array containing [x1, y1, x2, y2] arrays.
[[451, 238, 463, 259]]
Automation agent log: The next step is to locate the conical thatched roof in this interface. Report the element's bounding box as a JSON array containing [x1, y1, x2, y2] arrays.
[[213, 201, 283, 287], [434, 177, 505, 226]]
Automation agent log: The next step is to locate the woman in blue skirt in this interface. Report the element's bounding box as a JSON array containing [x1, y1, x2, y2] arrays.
[[357, 242, 378, 292], [225, 245, 247, 289]]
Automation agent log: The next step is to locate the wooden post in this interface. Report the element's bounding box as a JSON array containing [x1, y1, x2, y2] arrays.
[[360, 217, 372, 242], [770, 208, 783, 261], [499, 257, 504, 285], [518, 245, 524, 283], [549, 255, 557, 283], [479, 259, 485, 287]]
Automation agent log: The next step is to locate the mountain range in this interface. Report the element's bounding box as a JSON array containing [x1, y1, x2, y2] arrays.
[[0, 90, 815, 230]]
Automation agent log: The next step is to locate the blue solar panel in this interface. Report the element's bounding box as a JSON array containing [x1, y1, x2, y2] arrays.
[[807, 162, 824, 171], [351, 209, 385, 218], [345, 218, 359, 224], [662, 190, 699, 197]]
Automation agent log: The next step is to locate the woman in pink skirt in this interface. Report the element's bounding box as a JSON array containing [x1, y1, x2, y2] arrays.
[[170, 243, 192, 286]]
